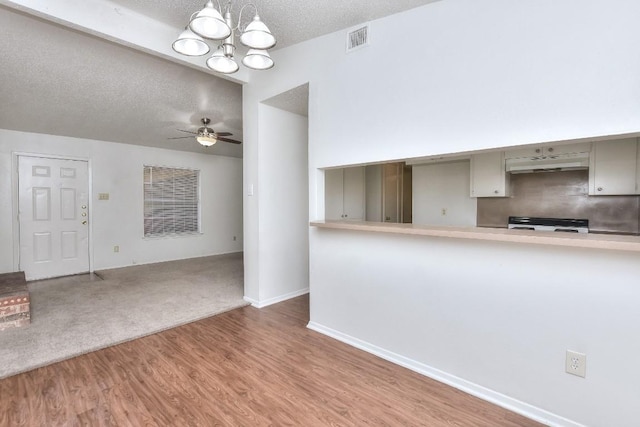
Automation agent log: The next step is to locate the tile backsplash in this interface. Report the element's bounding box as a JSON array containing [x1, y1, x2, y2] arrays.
[[476, 170, 640, 234]]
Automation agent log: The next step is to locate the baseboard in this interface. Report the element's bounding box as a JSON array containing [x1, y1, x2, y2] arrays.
[[243, 296, 259, 306], [244, 288, 309, 308], [95, 251, 243, 272], [307, 322, 584, 427]]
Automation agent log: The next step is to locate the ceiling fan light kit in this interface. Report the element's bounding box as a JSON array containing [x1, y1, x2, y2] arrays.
[[169, 118, 242, 147], [196, 135, 217, 146], [172, 0, 276, 74]]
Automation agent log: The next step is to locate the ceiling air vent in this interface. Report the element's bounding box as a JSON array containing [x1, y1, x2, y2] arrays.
[[346, 25, 369, 53]]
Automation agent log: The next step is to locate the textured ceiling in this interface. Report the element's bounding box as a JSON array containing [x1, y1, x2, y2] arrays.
[[0, 0, 440, 157], [0, 6, 243, 157], [108, 0, 441, 50], [263, 84, 309, 117]]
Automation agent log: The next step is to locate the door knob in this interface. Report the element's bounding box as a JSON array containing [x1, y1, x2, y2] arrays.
[[82, 220, 87, 225], [81, 212, 87, 217]]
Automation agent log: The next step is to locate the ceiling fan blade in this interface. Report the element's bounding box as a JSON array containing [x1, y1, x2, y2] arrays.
[[176, 129, 198, 135], [167, 136, 193, 140], [216, 136, 242, 144], [213, 132, 233, 136]]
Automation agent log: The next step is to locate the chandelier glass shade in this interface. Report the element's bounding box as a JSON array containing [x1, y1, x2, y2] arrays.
[[189, 2, 231, 40], [172, 1, 276, 74], [172, 28, 210, 56], [242, 49, 273, 70], [207, 46, 240, 74], [239, 15, 276, 49]]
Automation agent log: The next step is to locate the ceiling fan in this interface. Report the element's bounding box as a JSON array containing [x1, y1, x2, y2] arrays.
[[169, 118, 242, 147]]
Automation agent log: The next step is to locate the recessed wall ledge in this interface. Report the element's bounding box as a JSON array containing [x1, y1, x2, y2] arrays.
[[310, 220, 640, 253]]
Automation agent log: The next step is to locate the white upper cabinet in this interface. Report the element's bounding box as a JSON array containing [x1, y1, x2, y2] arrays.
[[470, 151, 509, 197], [325, 167, 365, 220], [589, 138, 638, 195]]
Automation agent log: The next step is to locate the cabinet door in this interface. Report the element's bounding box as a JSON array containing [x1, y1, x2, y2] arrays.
[[546, 142, 591, 156], [589, 139, 638, 195], [504, 147, 542, 159], [324, 169, 344, 220], [470, 152, 509, 197], [343, 167, 365, 220]]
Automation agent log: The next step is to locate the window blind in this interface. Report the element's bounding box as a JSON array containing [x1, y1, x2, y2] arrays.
[[143, 166, 200, 237]]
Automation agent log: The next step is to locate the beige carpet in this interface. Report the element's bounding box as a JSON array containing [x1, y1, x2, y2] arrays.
[[0, 252, 247, 379]]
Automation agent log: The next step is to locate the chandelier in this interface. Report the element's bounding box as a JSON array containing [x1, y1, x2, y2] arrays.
[[172, 1, 276, 74]]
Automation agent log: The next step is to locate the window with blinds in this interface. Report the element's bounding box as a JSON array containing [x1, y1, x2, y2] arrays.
[[143, 166, 200, 237]]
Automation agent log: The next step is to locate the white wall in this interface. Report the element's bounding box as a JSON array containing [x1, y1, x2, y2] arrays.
[[412, 161, 477, 226], [246, 104, 309, 306], [242, 0, 640, 425], [309, 229, 640, 427], [309, 0, 640, 168], [0, 129, 243, 274]]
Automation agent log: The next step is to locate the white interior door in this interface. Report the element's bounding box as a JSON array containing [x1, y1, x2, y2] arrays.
[[18, 156, 89, 280]]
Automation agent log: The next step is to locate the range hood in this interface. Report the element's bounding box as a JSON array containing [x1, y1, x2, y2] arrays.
[[505, 152, 590, 174]]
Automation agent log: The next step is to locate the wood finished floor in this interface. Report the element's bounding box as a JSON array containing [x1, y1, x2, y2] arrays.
[[0, 295, 543, 426]]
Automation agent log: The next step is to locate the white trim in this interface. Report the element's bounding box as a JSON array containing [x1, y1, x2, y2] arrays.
[[87, 157, 94, 275], [243, 296, 259, 307], [94, 251, 243, 274], [307, 322, 584, 427], [244, 288, 310, 308], [11, 154, 19, 271], [12, 152, 93, 276]]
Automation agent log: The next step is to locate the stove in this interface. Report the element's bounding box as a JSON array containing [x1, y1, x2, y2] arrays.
[[507, 216, 589, 234]]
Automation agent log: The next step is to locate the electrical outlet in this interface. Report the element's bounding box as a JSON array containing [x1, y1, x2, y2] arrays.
[[113, 245, 119, 253], [566, 350, 586, 378], [441, 208, 447, 216]]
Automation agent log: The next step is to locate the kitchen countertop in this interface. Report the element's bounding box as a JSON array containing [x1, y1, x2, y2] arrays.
[[310, 220, 640, 252]]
